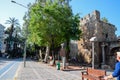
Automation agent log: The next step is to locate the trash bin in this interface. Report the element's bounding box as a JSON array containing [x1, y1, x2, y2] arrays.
[[56, 61, 60, 70]]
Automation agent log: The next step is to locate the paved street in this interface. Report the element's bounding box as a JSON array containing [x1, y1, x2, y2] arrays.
[[0, 58, 10, 69], [0, 58, 22, 80]]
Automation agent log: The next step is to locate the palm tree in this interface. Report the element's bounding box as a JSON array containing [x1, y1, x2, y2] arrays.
[[5, 17, 20, 58], [6, 17, 20, 37]]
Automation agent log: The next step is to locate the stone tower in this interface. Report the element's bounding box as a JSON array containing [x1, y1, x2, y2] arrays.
[[77, 10, 117, 68]]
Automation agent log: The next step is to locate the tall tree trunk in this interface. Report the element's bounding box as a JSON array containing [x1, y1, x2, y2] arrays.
[[66, 39, 70, 62], [39, 48, 42, 61], [44, 46, 50, 63], [51, 36, 55, 65]]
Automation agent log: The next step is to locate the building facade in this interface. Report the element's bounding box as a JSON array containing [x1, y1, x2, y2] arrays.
[[0, 24, 5, 53]]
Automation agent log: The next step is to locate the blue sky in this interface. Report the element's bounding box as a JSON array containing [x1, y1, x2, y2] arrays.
[[70, 0, 120, 36], [0, 0, 120, 36], [0, 0, 35, 29]]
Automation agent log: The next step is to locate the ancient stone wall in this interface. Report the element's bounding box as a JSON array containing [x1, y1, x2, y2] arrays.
[[77, 10, 117, 65], [69, 10, 118, 68]]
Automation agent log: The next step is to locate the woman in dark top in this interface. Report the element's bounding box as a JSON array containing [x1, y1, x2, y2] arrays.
[[104, 52, 120, 80]]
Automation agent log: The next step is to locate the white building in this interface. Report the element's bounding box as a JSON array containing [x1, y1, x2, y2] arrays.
[[0, 24, 5, 53]]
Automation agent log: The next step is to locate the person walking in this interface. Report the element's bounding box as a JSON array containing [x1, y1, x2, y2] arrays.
[[104, 52, 120, 80], [60, 44, 66, 69]]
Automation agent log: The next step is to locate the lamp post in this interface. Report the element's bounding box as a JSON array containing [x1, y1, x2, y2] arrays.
[[11, 0, 28, 9], [11, 0, 28, 67], [90, 37, 97, 69]]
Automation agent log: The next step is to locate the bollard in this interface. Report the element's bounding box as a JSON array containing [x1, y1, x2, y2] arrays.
[[56, 61, 60, 70]]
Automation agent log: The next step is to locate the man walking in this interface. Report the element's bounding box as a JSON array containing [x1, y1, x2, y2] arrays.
[[60, 44, 66, 69]]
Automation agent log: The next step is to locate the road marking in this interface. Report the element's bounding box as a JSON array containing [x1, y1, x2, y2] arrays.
[[0, 61, 14, 74], [0, 62, 16, 78]]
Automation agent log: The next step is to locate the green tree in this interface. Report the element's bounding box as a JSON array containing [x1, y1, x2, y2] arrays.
[[101, 17, 108, 23], [25, 0, 81, 63], [6, 17, 20, 37], [5, 17, 22, 58], [63, 14, 81, 61]]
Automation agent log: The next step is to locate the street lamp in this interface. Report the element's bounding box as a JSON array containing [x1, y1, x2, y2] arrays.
[[90, 37, 97, 69], [11, 0, 28, 9], [11, 0, 28, 67]]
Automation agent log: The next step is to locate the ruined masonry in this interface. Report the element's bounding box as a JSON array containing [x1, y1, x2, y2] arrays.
[[70, 10, 120, 69]]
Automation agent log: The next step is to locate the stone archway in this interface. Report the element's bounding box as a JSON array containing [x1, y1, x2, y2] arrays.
[[108, 47, 120, 69], [110, 47, 120, 55]]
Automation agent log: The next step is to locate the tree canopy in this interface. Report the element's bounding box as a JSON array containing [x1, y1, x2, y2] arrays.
[[24, 0, 81, 51]]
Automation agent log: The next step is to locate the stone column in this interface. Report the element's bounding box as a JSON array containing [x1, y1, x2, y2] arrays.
[[101, 43, 105, 64]]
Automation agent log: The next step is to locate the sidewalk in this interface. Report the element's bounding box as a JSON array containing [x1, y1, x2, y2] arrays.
[[16, 60, 82, 80], [15, 60, 115, 80]]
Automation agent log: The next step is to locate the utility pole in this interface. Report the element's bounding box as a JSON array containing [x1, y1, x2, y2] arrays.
[[11, 0, 28, 67]]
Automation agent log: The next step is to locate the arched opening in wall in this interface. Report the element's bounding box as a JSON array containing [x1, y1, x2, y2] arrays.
[[110, 47, 120, 56], [108, 47, 120, 69], [104, 45, 109, 63], [98, 42, 102, 65], [105, 33, 108, 39]]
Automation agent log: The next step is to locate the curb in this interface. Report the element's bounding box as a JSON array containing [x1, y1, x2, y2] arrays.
[[13, 62, 22, 80]]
